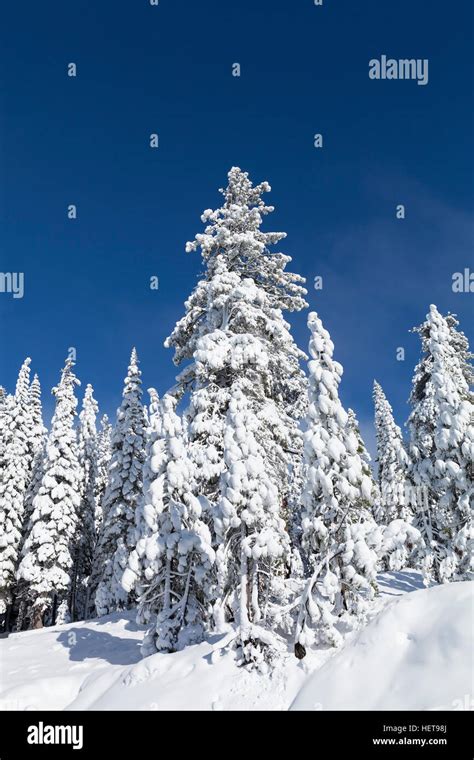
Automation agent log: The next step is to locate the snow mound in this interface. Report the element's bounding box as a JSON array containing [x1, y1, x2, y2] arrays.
[[290, 581, 474, 711], [1, 574, 471, 711], [0, 611, 144, 711]]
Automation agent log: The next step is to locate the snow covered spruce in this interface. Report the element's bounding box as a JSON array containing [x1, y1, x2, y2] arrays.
[[123, 391, 214, 657], [0, 170, 472, 678], [294, 312, 381, 654], [0, 359, 34, 623], [89, 349, 147, 618], [372, 381, 421, 572], [373, 380, 411, 523], [74, 384, 100, 621], [407, 305, 473, 584], [155, 167, 308, 666], [17, 358, 81, 628]]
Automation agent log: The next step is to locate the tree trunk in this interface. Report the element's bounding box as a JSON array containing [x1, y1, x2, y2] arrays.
[[15, 601, 25, 632], [69, 563, 78, 621], [239, 524, 250, 641], [163, 558, 171, 616], [51, 594, 58, 626], [83, 588, 90, 621], [251, 561, 260, 622], [32, 606, 43, 629], [4, 602, 13, 633]]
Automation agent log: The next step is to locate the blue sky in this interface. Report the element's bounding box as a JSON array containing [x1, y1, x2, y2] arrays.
[[1, 0, 472, 456]]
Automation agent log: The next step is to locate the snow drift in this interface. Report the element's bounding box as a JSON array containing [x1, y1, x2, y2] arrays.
[[291, 580, 473, 711], [0, 574, 472, 711]]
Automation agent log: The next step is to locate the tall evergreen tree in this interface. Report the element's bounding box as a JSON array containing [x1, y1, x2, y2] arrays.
[[0, 385, 8, 448], [165, 168, 308, 654], [17, 358, 81, 628], [122, 388, 162, 608], [373, 380, 411, 522], [22, 375, 48, 528], [94, 414, 112, 533], [215, 384, 290, 667], [0, 386, 9, 529], [90, 349, 146, 617], [408, 305, 473, 583], [0, 359, 33, 627], [72, 384, 99, 620], [347, 407, 380, 511], [15, 374, 47, 630], [28, 375, 46, 461], [295, 313, 381, 655], [445, 312, 474, 388], [123, 393, 214, 656], [0, 386, 10, 480]]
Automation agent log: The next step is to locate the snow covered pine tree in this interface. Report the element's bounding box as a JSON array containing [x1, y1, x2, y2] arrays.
[[217, 385, 290, 668], [373, 380, 411, 522], [27, 374, 47, 466], [295, 312, 381, 655], [408, 305, 473, 584], [372, 381, 421, 571], [164, 167, 308, 666], [347, 407, 380, 514], [94, 413, 113, 533], [89, 349, 146, 617], [0, 359, 33, 630], [121, 387, 163, 621], [123, 392, 214, 656], [17, 358, 81, 628], [72, 384, 99, 620], [14, 373, 48, 631]]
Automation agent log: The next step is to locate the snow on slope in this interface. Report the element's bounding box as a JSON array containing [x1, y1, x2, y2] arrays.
[[291, 580, 474, 711], [0, 572, 471, 711], [0, 613, 144, 711]]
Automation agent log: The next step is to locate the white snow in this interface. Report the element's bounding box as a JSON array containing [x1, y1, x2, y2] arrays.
[[291, 579, 473, 711], [1, 571, 471, 711]]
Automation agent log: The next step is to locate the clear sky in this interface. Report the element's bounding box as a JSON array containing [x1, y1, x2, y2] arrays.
[[1, 0, 472, 456]]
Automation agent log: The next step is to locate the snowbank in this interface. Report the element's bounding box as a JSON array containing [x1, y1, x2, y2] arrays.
[[0, 573, 471, 711], [291, 580, 473, 711]]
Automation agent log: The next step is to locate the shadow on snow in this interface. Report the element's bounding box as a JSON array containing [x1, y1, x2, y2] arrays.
[[377, 570, 425, 596], [57, 627, 142, 666]]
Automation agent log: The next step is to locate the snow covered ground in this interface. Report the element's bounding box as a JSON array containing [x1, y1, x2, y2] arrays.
[[0, 571, 472, 711]]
